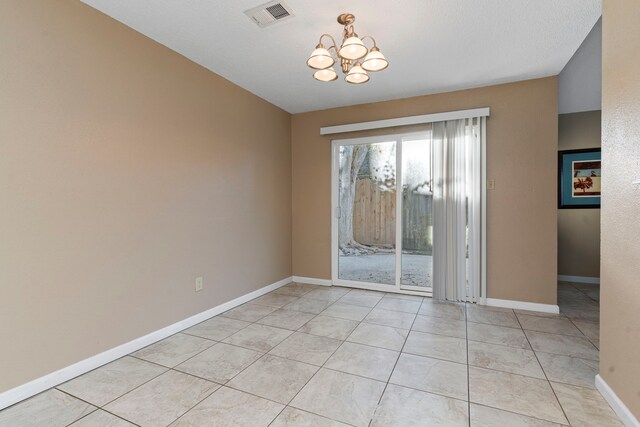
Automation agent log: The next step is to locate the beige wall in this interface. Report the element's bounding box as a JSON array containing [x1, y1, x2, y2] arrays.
[[601, 0, 640, 419], [0, 0, 291, 393], [558, 111, 601, 278], [292, 78, 559, 305]]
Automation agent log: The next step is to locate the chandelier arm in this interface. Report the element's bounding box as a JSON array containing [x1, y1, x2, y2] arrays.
[[326, 44, 340, 57], [310, 13, 381, 83], [360, 35, 378, 49], [319, 33, 338, 49]]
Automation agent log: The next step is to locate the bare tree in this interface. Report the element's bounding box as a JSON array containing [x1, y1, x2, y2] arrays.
[[338, 145, 368, 254]]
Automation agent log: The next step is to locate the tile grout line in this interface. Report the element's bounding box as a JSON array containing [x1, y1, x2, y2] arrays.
[[109, 294, 307, 426], [560, 283, 600, 348], [275, 300, 370, 427], [571, 281, 600, 304], [522, 327, 600, 357], [53, 391, 100, 427], [515, 308, 572, 425], [515, 298, 601, 356], [53, 368, 157, 426], [552, 285, 619, 416], [169, 294, 330, 426], [62, 405, 99, 427], [102, 366, 219, 426], [7, 283, 604, 426], [268, 288, 422, 426], [317, 290, 398, 427], [202, 290, 360, 425], [55, 388, 143, 427], [55, 355, 169, 410], [560, 304, 600, 352], [80, 406, 143, 427], [320, 299, 592, 407], [471, 401, 574, 426], [54, 292, 310, 425], [132, 331, 220, 365], [366, 296, 423, 426], [1, 286, 342, 425]]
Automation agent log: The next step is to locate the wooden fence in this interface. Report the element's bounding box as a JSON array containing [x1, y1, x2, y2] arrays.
[[353, 178, 433, 253]]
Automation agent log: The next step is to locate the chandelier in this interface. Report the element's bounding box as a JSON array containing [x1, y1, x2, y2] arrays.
[[307, 13, 388, 84]]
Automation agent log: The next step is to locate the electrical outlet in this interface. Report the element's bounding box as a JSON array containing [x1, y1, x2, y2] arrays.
[[487, 179, 495, 190], [195, 276, 203, 292]]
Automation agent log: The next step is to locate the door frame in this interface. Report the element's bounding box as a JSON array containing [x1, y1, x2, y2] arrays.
[[331, 131, 433, 296]]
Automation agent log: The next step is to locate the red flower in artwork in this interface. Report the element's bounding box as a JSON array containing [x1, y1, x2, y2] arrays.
[[574, 176, 593, 193]]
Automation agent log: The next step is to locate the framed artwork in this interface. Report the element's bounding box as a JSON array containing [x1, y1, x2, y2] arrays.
[[558, 148, 601, 209]]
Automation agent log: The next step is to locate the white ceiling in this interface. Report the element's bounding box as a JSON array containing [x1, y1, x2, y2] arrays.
[[81, 0, 601, 113]]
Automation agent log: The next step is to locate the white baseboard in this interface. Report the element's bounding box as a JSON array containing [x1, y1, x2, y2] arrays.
[[485, 298, 560, 314], [292, 278, 560, 314], [292, 276, 332, 286], [558, 275, 600, 284], [596, 374, 640, 427], [0, 276, 293, 411]]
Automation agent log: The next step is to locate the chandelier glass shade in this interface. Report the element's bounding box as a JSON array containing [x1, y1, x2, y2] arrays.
[[362, 47, 389, 72], [314, 67, 338, 82], [345, 62, 369, 84], [307, 13, 388, 84], [307, 47, 335, 69], [338, 36, 368, 60]]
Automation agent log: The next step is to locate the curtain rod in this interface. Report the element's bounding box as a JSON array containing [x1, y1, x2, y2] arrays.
[[320, 107, 490, 136]]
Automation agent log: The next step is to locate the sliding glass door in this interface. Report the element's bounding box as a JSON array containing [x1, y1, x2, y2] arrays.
[[337, 139, 397, 286], [400, 137, 433, 291], [332, 132, 433, 293]]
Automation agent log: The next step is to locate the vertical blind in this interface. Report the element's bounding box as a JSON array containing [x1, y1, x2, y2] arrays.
[[432, 117, 484, 303]]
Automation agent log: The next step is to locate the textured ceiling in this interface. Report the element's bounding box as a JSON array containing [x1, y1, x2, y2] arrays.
[[81, 0, 602, 113]]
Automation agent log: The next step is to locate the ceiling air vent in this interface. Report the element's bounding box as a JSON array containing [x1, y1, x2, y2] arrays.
[[245, 1, 294, 28]]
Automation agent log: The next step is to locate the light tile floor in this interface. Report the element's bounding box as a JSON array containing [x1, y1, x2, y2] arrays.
[[0, 281, 622, 426]]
